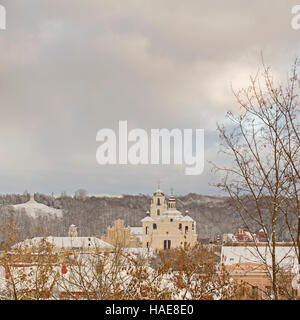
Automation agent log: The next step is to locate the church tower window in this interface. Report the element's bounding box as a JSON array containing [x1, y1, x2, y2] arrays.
[[157, 209, 160, 216], [157, 198, 161, 205]]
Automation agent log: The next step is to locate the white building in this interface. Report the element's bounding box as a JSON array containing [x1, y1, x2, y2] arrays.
[[141, 187, 198, 250]]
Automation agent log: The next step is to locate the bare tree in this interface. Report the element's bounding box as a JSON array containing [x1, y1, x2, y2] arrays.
[[74, 189, 87, 200], [0, 237, 60, 300], [213, 58, 300, 299]]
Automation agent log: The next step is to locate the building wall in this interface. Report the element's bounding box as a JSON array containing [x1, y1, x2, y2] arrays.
[[228, 269, 299, 300], [101, 219, 141, 248], [143, 219, 197, 250]]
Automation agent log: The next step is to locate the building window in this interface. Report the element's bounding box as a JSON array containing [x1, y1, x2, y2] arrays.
[[157, 209, 160, 216], [146, 226, 148, 235], [170, 218, 173, 222], [164, 240, 171, 250], [252, 286, 258, 298], [157, 198, 161, 205], [146, 242, 149, 248], [153, 223, 157, 230], [192, 223, 194, 231], [179, 223, 182, 231], [185, 226, 188, 234]]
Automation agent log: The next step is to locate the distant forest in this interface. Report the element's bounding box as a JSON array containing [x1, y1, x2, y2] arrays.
[[0, 192, 293, 245]]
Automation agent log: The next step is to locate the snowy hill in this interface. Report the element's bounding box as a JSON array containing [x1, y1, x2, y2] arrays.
[[10, 194, 63, 219]]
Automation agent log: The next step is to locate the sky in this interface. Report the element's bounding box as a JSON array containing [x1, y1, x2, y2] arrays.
[[0, 0, 300, 196]]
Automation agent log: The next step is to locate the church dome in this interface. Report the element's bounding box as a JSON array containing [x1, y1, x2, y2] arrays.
[[154, 189, 164, 196]]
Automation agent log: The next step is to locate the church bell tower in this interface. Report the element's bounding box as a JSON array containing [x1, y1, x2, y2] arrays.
[[150, 182, 167, 218]]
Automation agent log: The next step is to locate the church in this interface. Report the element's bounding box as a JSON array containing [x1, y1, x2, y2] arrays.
[[141, 186, 198, 250]]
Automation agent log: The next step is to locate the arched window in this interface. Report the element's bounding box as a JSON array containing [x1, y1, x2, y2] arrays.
[[157, 198, 161, 205], [179, 223, 182, 231], [157, 209, 160, 216]]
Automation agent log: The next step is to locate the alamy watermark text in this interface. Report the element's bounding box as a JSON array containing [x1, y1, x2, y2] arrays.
[[96, 121, 204, 176], [0, 5, 5, 30]]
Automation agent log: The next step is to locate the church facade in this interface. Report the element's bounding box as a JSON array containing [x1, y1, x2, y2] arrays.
[[141, 187, 198, 250]]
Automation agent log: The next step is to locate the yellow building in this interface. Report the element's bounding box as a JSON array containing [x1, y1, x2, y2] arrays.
[[142, 187, 198, 250], [101, 219, 142, 248]]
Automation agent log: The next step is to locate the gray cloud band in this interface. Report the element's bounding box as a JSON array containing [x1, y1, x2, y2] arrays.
[[0, 0, 299, 194]]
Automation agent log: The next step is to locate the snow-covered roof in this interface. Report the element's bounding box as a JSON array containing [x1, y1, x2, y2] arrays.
[[141, 216, 154, 222], [158, 215, 182, 221], [222, 233, 237, 242], [163, 209, 182, 216], [13, 236, 114, 250], [221, 245, 298, 273], [154, 188, 164, 196], [130, 227, 143, 235], [180, 215, 194, 222], [244, 231, 256, 240], [122, 247, 156, 257], [11, 195, 63, 219], [130, 227, 143, 242]]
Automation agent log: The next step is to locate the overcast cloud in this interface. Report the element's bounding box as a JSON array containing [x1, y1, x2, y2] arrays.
[[0, 0, 299, 195]]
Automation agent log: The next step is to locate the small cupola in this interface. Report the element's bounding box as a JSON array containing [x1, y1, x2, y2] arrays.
[[168, 189, 176, 209]]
